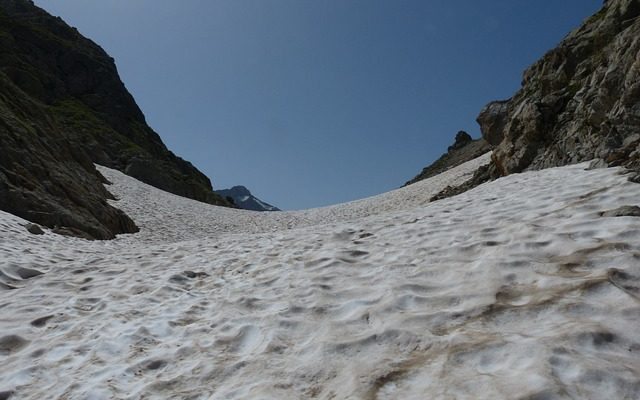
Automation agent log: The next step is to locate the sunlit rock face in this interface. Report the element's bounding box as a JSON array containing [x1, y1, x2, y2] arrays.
[[478, 0, 640, 175]]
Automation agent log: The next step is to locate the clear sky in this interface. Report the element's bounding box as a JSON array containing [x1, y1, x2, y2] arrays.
[[34, 0, 602, 210]]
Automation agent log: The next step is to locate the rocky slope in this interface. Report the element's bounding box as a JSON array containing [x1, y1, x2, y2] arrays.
[[216, 186, 280, 212], [404, 131, 490, 186], [478, 0, 640, 175], [0, 0, 230, 239]]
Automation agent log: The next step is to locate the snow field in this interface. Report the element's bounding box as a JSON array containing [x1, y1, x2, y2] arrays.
[[1, 154, 639, 399]]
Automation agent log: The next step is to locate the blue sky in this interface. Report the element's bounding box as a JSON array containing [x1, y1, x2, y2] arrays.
[[34, 0, 602, 210]]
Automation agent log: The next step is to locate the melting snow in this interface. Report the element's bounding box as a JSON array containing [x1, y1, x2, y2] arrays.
[[1, 153, 640, 399]]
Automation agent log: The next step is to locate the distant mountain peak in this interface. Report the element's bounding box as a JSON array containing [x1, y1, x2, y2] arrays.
[[228, 186, 251, 196], [216, 186, 280, 212]]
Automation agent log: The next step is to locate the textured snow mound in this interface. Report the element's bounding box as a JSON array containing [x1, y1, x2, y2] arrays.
[[1, 154, 640, 399]]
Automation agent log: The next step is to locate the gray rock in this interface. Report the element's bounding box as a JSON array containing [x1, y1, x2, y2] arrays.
[[24, 224, 44, 235], [629, 173, 640, 184], [0, 334, 28, 355], [587, 158, 609, 169], [0, 390, 14, 400], [448, 131, 473, 151], [623, 134, 640, 148], [51, 227, 97, 240], [601, 206, 640, 217]]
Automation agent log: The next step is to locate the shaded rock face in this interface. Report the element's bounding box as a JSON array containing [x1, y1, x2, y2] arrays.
[[478, 0, 640, 175], [0, 0, 230, 238], [404, 132, 491, 186], [0, 70, 138, 239], [215, 186, 280, 212]]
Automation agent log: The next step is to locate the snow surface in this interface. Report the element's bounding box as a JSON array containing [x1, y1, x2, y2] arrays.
[[1, 153, 640, 399]]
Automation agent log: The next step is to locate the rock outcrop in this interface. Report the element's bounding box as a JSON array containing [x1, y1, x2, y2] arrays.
[[404, 131, 491, 186], [478, 0, 640, 175], [448, 131, 473, 151], [0, 0, 230, 238], [215, 186, 280, 212]]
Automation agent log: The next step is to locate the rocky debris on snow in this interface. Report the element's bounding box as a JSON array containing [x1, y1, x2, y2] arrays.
[[600, 205, 640, 217], [588, 158, 610, 169], [0, 390, 14, 400], [24, 224, 43, 235], [51, 226, 97, 240], [0, 334, 28, 356], [629, 172, 640, 183], [429, 162, 494, 202]]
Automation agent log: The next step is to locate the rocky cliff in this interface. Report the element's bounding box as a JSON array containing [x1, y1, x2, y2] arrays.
[[0, 0, 230, 239], [478, 0, 640, 175]]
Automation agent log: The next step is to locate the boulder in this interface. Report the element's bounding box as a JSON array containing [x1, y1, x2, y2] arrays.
[[25, 223, 44, 235]]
